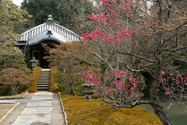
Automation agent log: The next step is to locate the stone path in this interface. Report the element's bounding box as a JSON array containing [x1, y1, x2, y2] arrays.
[[0, 92, 65, 125], [0, 100, 17, 104]]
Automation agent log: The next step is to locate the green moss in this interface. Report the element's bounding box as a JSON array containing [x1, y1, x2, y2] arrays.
[[49, 66, 59, 92], [61, 93, 162, 125], [92, 93, 100, 99], [28, 67, 42, 92]]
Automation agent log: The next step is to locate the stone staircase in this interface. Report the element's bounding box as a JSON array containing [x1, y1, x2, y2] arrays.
[[37, 69, 50, 91]]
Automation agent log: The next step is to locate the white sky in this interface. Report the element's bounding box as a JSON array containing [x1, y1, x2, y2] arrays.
[[12, 0, 23, 6]]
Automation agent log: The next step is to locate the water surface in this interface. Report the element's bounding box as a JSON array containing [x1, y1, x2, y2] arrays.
[[139, 95, 187, 125]]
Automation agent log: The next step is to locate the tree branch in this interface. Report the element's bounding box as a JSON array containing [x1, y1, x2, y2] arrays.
[[80, 40, 115, 71], [117, 51, 156, 63]]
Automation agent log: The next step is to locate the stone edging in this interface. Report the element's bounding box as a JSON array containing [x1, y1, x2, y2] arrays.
[[0, 91, 28, 100], [58, 92, 68, 125], [0, 102, 20, 123], [0, 101, 16, 104], [22, 91, 28, 98]]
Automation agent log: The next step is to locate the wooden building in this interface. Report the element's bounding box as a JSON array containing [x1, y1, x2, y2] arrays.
[[17, 15, 80, 68]]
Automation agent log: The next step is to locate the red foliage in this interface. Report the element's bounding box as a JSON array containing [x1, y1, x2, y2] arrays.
[[0, 68, 32, 95]]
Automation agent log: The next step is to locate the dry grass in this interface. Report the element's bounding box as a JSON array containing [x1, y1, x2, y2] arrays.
[[61, 93, 162, 125], [0, 104, 14, 119]]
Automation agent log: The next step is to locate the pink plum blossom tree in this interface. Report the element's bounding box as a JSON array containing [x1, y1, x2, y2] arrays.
[[81, 0, 187, 124]]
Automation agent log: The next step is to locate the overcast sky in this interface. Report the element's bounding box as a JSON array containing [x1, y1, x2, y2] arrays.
[[12, 0, 23, 6]]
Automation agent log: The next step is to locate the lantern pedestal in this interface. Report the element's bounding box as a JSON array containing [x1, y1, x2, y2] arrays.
[[81, 83, 94, 99], [29, 57, 38, 71]]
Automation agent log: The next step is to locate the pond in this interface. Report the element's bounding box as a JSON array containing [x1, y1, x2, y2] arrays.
[[139, 95, 187, 125]]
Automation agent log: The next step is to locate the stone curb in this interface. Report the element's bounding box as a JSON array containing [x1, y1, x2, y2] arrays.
[[22, 91, 28, 98], [0, 101, 16, 104], [0, 91, 28, 100], [58, 92, 68, 125], [0, 102, 20, 123]]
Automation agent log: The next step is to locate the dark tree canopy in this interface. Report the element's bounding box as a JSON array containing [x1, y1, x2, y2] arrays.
[[21, 0, 61, 25], [21, 0, 98, 34]]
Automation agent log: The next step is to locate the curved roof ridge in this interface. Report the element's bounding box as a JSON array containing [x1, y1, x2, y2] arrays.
[[21, 23, 47, 36], [17, 22, 82, 45], [53, 23, 79, 36]]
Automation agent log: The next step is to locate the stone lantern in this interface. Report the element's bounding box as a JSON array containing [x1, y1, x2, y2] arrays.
[[29, 57, 38, 71], [81, 83, 95, 99]]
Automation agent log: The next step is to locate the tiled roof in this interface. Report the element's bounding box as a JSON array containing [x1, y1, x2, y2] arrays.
[[17, 23, 81, 46]]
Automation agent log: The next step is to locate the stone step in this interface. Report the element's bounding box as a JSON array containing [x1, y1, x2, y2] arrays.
[[38, 77, 50, 80], [38, 78, 50, 81], [39, 75, 50, 79], [38, 79, 49, 81], [38, 81, 50, 83], [37, 69, 50, 91], [39, 73, 50, 74], [37, 82, 49, 84], [41, 69, 50, 71], [39, 74, 50, 76], [37, 87, 49, 90], [38, 79, 50, 82], [40, 71, 50, 72], [40, 72, 50, 73], [38, 81, 50, 84], [38, 80, 50, 82], [37, 85, 49, 87], [40, 72, 49, 73], [38, 77, 50, 79], [38, 79, 50, 81], [37, 83, 49, 86]]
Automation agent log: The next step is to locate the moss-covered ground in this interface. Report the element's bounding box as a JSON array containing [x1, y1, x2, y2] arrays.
[[61, 93, 162, 125]]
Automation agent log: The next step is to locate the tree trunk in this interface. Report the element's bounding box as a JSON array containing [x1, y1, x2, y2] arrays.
[[150, 79, 172, 125], [115, 61, 119, 79], [150, 1, 172, 124], [150, 55, 172, 124], [101, 62, 108, 85], [71, 86, 75, 95]]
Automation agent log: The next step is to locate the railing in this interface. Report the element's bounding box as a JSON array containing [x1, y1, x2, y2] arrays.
[[19, 23, 81, 42]]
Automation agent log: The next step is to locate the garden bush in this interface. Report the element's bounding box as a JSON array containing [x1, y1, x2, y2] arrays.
[[0, 85, 11, 96], [0, 68, 32, 95]]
